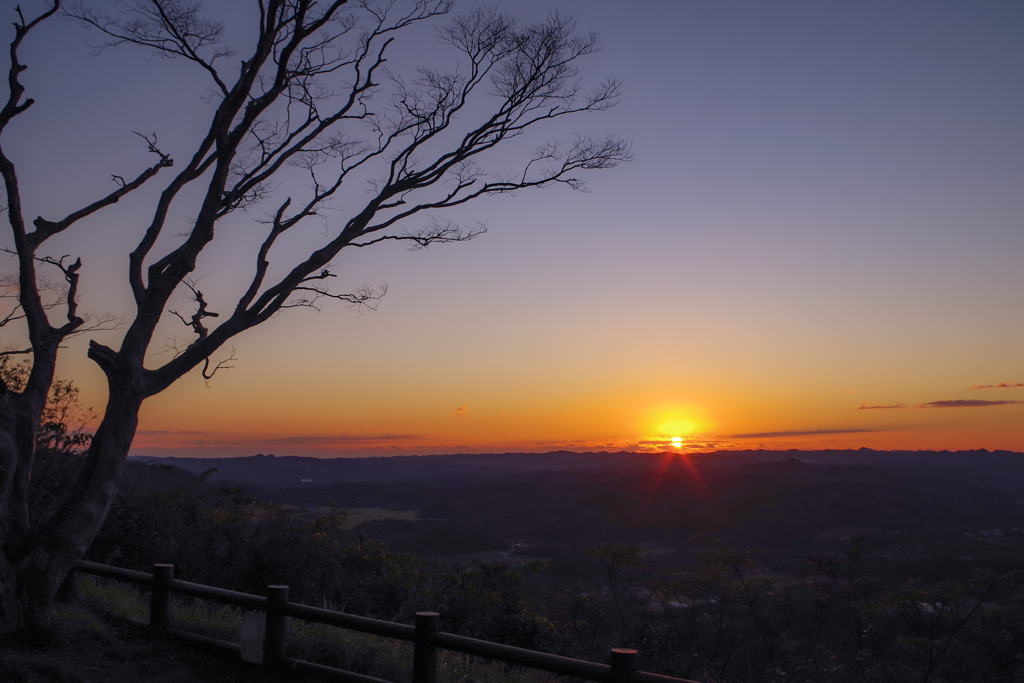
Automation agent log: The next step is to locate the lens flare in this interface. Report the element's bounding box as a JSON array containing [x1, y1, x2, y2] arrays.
[[639, 450, 711, 521]]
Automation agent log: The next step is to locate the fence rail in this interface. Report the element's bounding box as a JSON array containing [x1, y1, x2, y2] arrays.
[[71, 560, 697, 683]]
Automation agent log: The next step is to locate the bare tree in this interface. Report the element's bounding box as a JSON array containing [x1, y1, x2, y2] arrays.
[[0, 0, 629, 629]]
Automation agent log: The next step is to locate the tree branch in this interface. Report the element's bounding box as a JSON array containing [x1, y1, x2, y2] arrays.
[[352, 217, 487, 250], [200, 346, 235, 386], [27, 135, 173, 248], [63, 0, 234, 95], [46, 2, 627, 407], [282, 280, 387, 312], [169, 279, 218, 343], [0, 2, 61, 133]]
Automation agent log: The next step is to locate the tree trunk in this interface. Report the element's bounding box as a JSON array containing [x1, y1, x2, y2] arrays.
[[0, 546, 60, 631], [0, 380, 37, 630], [0, 384, 141, 631]]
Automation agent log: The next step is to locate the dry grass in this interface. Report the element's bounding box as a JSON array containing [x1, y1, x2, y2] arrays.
[[0, 602, 301, 683], [74, 576, 552, 683]]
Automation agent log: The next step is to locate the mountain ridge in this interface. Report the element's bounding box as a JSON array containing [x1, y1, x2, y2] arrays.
[[131, 448, 1024, 488]]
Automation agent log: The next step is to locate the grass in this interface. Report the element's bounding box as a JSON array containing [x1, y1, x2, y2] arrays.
[[79, 576, 149, 622], [79, 576, 552, 683], [0, 601, 305, 683]]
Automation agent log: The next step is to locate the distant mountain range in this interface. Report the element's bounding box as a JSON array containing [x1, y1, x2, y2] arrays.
[[131, 448, 1024, 489], [128, 449, 1024, 579]]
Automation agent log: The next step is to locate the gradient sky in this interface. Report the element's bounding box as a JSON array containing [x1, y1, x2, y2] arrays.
[[3, 1, 1023, 457]]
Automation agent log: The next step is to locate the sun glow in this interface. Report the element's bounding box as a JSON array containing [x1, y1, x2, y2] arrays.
[[645, 403, 709, 436], [670, 436, 683, 448], [657, 419, 698, 437]]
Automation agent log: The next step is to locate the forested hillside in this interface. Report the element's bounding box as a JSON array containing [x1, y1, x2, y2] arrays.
[[84, 450, 1024, 681]]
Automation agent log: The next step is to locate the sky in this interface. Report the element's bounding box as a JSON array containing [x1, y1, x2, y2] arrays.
[[2, 1, 1023, 458]]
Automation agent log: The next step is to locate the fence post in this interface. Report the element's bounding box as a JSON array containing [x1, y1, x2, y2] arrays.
[[264, 585, 290, 668], [56, 567, 80, 602], [610, 648, 638, 683], [150, 564, 174, 633], [413, 612, 440, 683]]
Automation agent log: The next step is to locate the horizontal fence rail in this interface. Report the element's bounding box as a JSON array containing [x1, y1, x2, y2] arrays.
[[282, 601, 415, 642], [71, 560, 698, 683]]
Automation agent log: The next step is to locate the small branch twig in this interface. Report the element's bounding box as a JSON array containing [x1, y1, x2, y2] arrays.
[[201, 347, 236, 386], [37, 254, 83, 332], [170, 280, 219, 342]]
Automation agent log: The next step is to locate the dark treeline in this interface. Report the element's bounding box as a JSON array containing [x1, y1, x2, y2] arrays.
[[33, 453, 1024, 683]]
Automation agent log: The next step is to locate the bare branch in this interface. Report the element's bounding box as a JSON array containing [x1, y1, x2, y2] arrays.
[[27, 135, 173, 248], [35, 255, 83, 334], [198, 6, 628, 345], [1, 254, 122, 337], [63, 0, 233, 94], [134, 131, 172, 165], [353, 217, 487, 250], [169, 279, 219, 342], [200, 346, 235, 386], [68, 311, 122, 336], [0, 2, 61, 133], [0, 273, 64, 328], [282, 276, 387, 313]]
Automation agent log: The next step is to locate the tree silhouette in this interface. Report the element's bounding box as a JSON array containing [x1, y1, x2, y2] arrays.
[[0, 0, 629, 629]]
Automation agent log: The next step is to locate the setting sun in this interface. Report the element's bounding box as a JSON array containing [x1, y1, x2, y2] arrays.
[[670, 437, 683, 448]]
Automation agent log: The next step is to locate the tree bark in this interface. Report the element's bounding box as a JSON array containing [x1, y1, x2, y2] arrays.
[[0, 353, 142, 631]]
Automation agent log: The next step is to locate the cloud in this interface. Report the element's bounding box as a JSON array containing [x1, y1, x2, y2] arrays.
[[857, 403, 906, 410], [136, 429, 205, 435], [971, 382, 1024, 390], [264, 433, 429, 444], [453, 405, 467, 417], [131, 432, 432, 452], [918, 399, 1024, 408], [727, 428, 874, 439]]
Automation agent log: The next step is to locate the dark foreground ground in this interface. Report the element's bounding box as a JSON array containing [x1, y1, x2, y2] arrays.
[[0, 603, 314, 683]]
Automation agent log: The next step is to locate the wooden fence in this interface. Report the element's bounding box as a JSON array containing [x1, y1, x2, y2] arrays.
[[71, 560, 697, 683]]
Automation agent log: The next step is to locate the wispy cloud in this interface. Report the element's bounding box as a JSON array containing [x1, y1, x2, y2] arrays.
[[635, 439, 677, 448], [971, 382, 1024, 390], [453, 405, 467, 417], [130, 432, 432, 453], [263, 434, 429, 444], [918, 399, 1024, 408], [727, 428, 874, 439], [136, 429, 206, 435], [857, 403, 906, 410]]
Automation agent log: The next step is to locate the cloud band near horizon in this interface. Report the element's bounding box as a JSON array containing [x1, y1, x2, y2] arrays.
[[727, 428, 875, 439], [918, 399, 1024, 408]]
